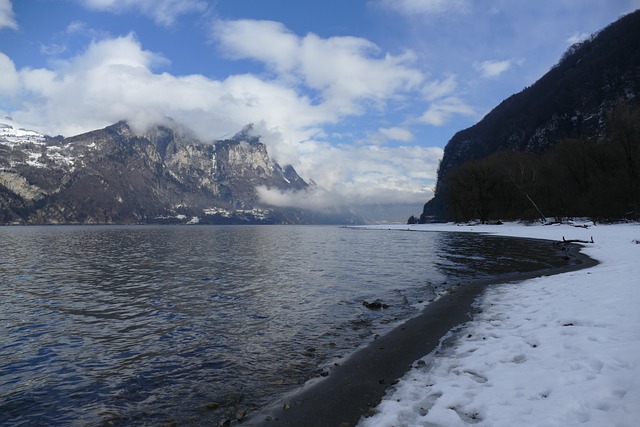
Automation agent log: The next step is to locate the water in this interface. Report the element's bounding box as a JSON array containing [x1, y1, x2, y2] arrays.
[[0, 225, 567, 426]]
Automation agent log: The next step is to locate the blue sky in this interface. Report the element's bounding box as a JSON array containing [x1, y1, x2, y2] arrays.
[[1, 0, 639, 220]]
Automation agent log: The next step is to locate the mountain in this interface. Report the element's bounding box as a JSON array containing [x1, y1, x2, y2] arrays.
[[420, 9, 640, 222], [0, 120, 358, 225]]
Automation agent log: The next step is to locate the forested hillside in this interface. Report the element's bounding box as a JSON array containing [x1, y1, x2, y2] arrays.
[[419, 10, 640, 223], [438, 104, 639, 222]]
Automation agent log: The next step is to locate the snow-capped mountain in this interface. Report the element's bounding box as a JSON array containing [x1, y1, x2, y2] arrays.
[[0, 120, 357, 225]]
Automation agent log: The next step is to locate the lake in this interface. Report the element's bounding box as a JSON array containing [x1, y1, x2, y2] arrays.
[[0, 225, 567, 426]]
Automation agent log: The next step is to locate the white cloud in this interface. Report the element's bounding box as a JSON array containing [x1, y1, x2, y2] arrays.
[[65, 20, 108, 38], [8, 34, 326, 142], [473, 59, 515, 78], [212, 19, 424, 115], [422, 74, 458, 101], [0, 0, 17, 30], [418, 97, 475, 126], [19, 67, 56, 98], [373, 0, 470, 15], [212, 20, 300, 75], [76, 0, 207, 26], [378, 127, 414, 142], [0, 52, 19, 95], [64, 33, 167, 70], [40, 43, 67, 56], [257, 144, 442, 210]]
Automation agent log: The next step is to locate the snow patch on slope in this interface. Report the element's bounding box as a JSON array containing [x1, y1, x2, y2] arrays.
[[0, 121, 46, 147]]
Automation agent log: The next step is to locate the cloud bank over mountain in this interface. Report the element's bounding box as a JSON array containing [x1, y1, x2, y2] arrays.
[[1, 25, 443, 212]]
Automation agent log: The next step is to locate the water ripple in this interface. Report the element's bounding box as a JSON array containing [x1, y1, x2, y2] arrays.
[[0, 226, 567, 426]]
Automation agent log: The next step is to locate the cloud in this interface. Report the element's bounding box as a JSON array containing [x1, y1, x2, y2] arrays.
[[422, 74, 458, 101], [256, 144, 442, 210], [377, 127, 414, 142], [0, 53, 19, 96], [65, 20, 109, 38], [5, 33, 323, 140], [373, 0, 470, 15], [473, 59, 515, 78], [418, 97, 475, 126], [212, 19, 424, 115], [212, 20, 300, 75], [257, 185, 434, 213], [38, 21, 113, 58], [40, 43, 67, 56], [0, 0, 17, 30], [76, 0, 207, 26]]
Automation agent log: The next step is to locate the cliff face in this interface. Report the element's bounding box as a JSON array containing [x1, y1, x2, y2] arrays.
[[0, 121, 328, 224], [422, 9, 640, 221]]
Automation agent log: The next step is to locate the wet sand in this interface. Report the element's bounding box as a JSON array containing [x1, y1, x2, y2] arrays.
[[244, 242, 596, 427]]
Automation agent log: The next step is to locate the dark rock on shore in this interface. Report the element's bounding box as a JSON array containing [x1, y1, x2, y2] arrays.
[[362, 300, 390, 310]]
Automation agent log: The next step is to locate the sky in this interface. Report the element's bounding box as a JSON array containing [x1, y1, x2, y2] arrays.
[[1, 0, 639, 221]]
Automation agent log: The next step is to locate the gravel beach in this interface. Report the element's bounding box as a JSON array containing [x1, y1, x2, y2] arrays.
[[245, 239, 595, 427]]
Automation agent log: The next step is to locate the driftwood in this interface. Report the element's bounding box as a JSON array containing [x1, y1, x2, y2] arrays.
[[561, 236, 594, 244]]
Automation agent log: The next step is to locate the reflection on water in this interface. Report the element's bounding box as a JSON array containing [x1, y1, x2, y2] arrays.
[[432, 231, 564, 278], [0, 226, 566, 426]]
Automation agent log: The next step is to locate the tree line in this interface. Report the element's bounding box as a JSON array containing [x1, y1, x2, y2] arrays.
[[425, 103, 639, 223]]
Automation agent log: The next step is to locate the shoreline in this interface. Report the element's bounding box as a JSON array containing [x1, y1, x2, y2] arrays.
[[245, 236, 596, 427]]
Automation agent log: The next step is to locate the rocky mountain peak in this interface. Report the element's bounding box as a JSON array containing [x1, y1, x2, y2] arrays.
[[229, 123, 260, 145], [0, 119, 345, 225]]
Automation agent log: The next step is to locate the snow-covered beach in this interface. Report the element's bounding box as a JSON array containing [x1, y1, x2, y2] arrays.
[[358, 222, 640, 427]]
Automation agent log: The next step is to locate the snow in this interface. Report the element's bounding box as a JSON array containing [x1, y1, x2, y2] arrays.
[[0, 121, 46, 147], [1, 120, 79, 169], [358, 222, 640, 427]]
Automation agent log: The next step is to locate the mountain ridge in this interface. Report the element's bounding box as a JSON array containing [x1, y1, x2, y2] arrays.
[[1, 120, 359, 225], [420, 9, 640, 222]]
